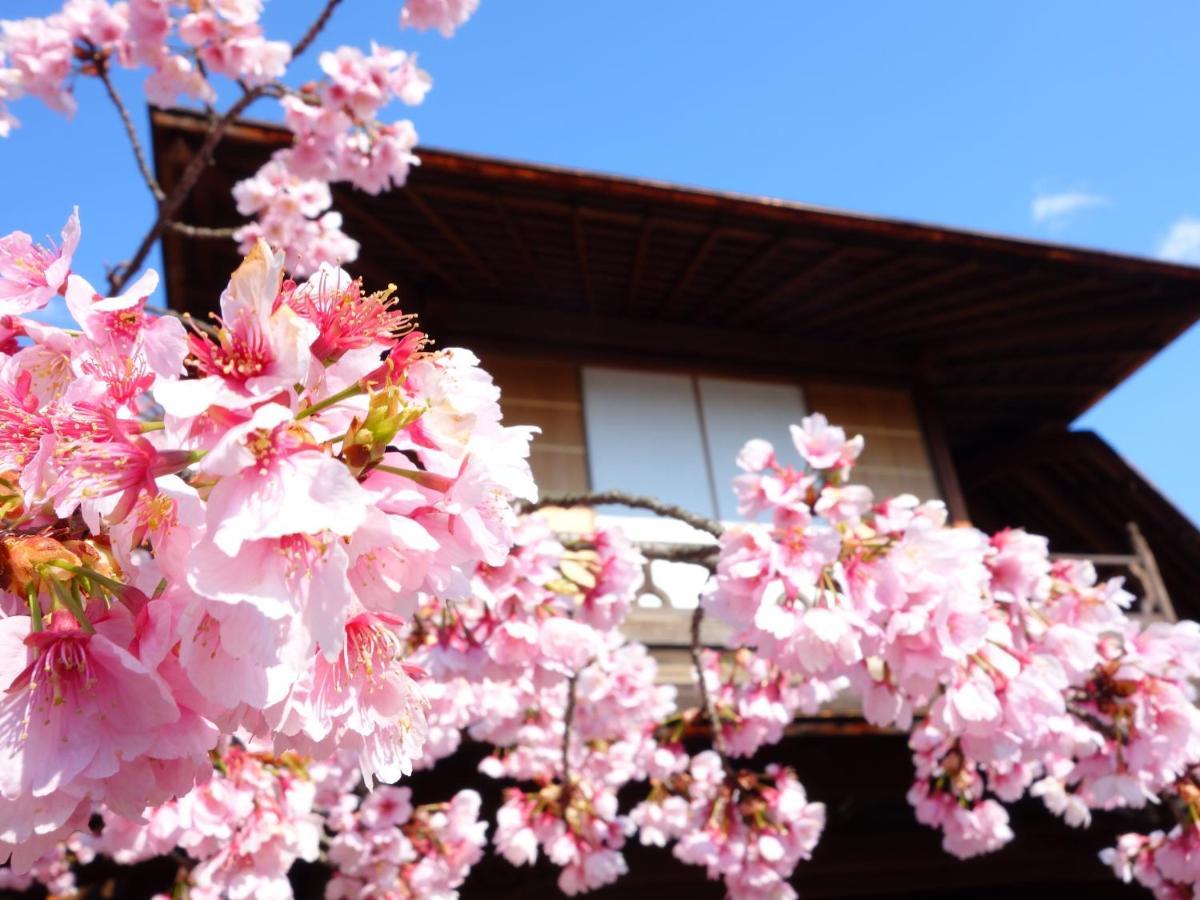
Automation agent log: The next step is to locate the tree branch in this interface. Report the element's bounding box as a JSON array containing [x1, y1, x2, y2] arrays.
[[108, 0, 354, 294], [560, 536, 718, 568], [109, 85, 266, 294], [292, 0, 346, 61], [166, 222, 240, 240], [94, 54, 164, 202], [561, 672, 577, 810], [690, 605, 731, 765], [524, 491, 724, 540], [1067, 701, 1121, 741], [144, 304, 219, 337]]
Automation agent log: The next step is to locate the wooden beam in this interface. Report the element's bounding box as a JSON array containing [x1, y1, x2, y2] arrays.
[[725, 245, 852, 325], [773, 252, 908, 324], [1017, 467, 1119, 552], [914, 388, 969, 523], [656, 227, 724, 316], [863, 270, 1050, 337], [623, 217, 655, 314], [403, 187, 500, 287], [492, 194, 547, 294], [804, 260, 979, 328], [877, 277, 1107, 341], [958, 430, 1098, 487], [941, 306, 1182, 357], [937, 382, 1108, 399], [161, 135, 197, 313], [572, 207, 594, 312], [336, 191, 466, 295], [936, 344, 1162, 372], [430, 297, 910, 379], [700, 235, 791, 318]]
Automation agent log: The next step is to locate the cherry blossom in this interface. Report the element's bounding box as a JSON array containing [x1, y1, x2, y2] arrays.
[[0, 207, 79, 315]]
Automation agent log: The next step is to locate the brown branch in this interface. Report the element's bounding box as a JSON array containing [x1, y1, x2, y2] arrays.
[[638, 543, 718, 568], [524, 491, 724, 540], [108, 0, 352, 294], [689, 605, 730, 764], [561, 672, 578, 810], [560, 536, 718, 568], [293, 0, 346, 61], [109, 85, 266, 294], [144, 304, 219, 337], [94, 53, 164, 201], [1067, 701, 1120, 741], [166, 222, 240, 240]]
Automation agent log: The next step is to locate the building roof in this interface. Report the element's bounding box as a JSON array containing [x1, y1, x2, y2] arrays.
[[151, 107, 1200, 462]]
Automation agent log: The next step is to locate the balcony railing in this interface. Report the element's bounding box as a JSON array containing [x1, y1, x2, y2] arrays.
[[611, 520, 1175, 711]]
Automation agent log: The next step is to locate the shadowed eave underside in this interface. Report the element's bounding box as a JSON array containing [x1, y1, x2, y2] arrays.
[[150, 107, 1200, 463]]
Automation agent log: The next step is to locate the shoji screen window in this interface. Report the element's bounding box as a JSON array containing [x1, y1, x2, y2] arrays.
[[485, 355, 589, 494], [580, 367, 809, 530]]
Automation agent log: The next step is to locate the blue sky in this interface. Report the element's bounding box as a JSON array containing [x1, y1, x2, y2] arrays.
[[4, 1, 1200, 524]]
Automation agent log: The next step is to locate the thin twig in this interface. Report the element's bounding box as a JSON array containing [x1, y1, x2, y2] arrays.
[[109, 85, 266, 294], [524, 491, 724, 540], [1067, 701, 1121, 741], [690, 605, 730, 764], [561, 673, 577, 810], [559, 537, 718, 568], [292, 0, 346, 61], [166, 222, 240, 240], [109, 0, 352, 294], [143, 304, 220, 337], [639, 543, 718, 568], [94, 54, 164, 201]]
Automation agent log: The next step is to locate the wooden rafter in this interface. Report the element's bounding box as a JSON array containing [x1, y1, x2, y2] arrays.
[[805, 260, 980, 328], [492, 194, 547, 294], [336, 191, 466, 295], [863, 269, 1049, 337], [725, 245, 852, 325], [656, 227, 724, 316], [572, 207, 593, 311], [773, 251, 907, 324], [402, 186, 500, 287], [937, 344, 1162, 372], [623, 216, 655, 314], [878, 276, 1107, 340], [938, 381, 1108, 399]]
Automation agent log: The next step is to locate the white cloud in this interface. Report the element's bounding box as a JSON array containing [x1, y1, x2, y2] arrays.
[[1030, 191, 1108, 230], [1157, 217, 1200, 265]]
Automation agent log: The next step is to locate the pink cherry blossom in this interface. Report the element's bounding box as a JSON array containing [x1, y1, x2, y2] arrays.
[[400, 0, 481, 37], [0, 207, 79, 314], [790, 411, 863, 471]]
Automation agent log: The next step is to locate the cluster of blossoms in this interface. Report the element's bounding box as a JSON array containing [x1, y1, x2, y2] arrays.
[[89, 741, 323, 899], [710, 414, 1200, 870], [321, 759, 487, 899], [1100, 804, 1200, 900], [429, 519, 829, 899], [631, 752, 826, 900], [0, 211, 534, 881], [9, 740, 487, 899], [0, 0, 482, 274], [2, 225, 1198, 897], [404, 517, 675, 895]]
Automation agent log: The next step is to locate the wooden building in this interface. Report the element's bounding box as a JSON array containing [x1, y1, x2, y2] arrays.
[[149, 108, 1200, 898]]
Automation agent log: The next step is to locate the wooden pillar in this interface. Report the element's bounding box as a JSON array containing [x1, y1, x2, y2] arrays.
[[915, 388, 970, 524], [1128, 521, 1177, 622]]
